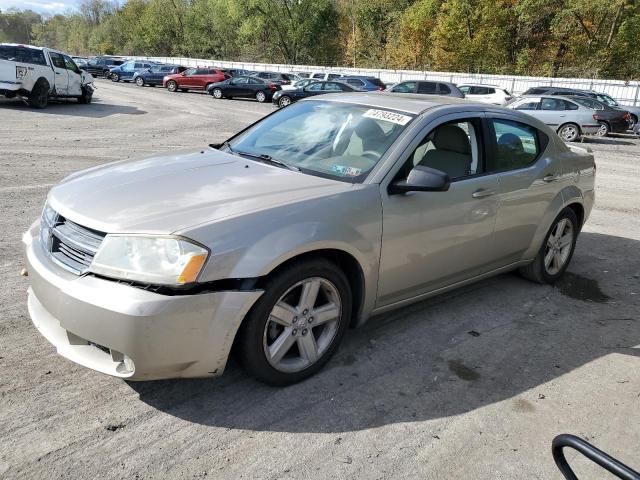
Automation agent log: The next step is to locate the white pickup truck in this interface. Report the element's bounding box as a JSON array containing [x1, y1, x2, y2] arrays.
[[0, 43, 94, 108]]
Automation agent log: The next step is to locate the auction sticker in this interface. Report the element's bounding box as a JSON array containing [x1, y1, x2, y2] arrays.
[[363, 109, 412, 126], [332, 165, 362, 176]]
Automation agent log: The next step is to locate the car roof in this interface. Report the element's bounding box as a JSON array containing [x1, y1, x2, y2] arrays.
[[302, 92, 469, 114], [459, 83, 502, 88]]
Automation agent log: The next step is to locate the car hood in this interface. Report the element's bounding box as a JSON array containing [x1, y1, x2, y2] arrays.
[[47, 148, 352, 235]]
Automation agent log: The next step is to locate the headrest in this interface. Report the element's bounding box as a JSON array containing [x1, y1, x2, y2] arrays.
[[355, 118, 385, 139], [433, 125, 471, 154], [498, 133, 524, 151]]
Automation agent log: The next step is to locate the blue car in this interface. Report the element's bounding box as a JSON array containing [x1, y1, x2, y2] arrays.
[[340, 76, 386, 91], [109, 60, 157, 83], [133, 64, 187, 87]]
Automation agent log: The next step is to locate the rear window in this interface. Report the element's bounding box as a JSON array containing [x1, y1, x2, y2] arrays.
[[0, 45, 47, 65], [417, 82, 437, 94], [438, 83, 452, 94], [327, 74, 342, 79]]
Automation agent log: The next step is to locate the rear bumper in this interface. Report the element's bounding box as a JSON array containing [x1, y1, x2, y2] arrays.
[[23, 223, 263, 381]]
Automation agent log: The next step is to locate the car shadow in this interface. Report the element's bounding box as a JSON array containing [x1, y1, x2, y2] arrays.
[[0, 97, 146, 118], [127, 232, 639, 433], [582, 136, 635, 146]]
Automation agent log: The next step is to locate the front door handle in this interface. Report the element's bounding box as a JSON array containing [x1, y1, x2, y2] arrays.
[[543, 173, 559, 182], [472, 189, 496, 199]]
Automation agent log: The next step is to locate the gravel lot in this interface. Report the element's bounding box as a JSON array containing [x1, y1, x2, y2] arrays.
[[1, 80, 639, 480]]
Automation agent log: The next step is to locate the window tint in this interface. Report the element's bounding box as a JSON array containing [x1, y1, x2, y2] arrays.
[[233, 77, 249, 84], [194, 68, 209, 75], [524, 88, 548, 95], [327, 74, 342, 79], [248, 77, 263, 85], [369, 78, 385, 88], [403, 120, 481, 180], [541, 98, 577, 110], [572, 97, 603, 110], [323, 82, 343, 91], [346, 79, 364, 86], [0, 46, 47, 65], [488, 119, 539, 172], [417, 82, 437, 94], [134, 62, 143, 68], [392, 81, 416, 93], [513, 98, 540, 110], [312, 73, 324, 79], [459, 86, 470, 94], [184, 68, 196, 76], [63, 55, 80, 74], [306, 83, 323, 91], [49, 52, 66, 69], [438, 83, 451, 94]]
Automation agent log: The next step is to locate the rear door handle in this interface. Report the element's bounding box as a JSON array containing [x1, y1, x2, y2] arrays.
[[472, 189, 496, 199], [543, 174, 559, 182]]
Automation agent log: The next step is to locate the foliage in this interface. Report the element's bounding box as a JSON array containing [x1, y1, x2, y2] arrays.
[[0, 0, 638, 79]]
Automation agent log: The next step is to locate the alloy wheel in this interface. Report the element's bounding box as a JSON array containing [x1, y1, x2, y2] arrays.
[[596, 123, 609, 137], [559, 125, 578, 142], [544, 218, 574, 275], [263, 277, 342, 373], [279, 96, 291, 107], [136, 77, 144, 86], [213, 88, 222, 99], [256, 91, 266, 103], [167, 81, 177, 92]]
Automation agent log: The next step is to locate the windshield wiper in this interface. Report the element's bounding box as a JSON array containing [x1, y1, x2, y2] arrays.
[[234, 151, 299, 171]]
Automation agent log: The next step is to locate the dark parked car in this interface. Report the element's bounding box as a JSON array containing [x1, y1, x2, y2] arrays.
[[84, 56, 124, 77], [521, 86, 639, 130], [133, 64, 187, 86], [109, 59, 156, 82], [220, 68, 250, 77], [387, 80, 465, 98], [567, 96, 631, 136], [251, 71, 300, 85], [272, 80, 358, 108], [207, 76, 281, 103], [341, 76, 386, 91]]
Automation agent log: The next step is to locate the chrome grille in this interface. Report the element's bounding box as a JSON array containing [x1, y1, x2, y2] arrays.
[[41, 206, 106, 274]]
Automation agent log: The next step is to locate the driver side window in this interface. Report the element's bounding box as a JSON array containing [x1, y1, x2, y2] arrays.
[[399, 119, 482, 181]]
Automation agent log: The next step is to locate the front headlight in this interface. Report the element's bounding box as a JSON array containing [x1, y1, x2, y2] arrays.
[[90, 235, 209, 286]]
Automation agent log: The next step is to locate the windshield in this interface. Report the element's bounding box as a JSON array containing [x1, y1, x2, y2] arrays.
[[225, 100, 415, 183]]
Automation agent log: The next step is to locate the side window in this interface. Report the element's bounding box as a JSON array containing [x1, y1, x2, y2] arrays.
[[513, 98, 540, 110], [392, 81, 416, 93], [63, 55, 80, 74], [322, 82, 342, 91], [184, 68, 196, 76], [346, 79, 364, 86], [306, 83, 324, 91], [417, 82, 437, 94], [134, 63, 143, 69], [486, 88, 496, 94], [459, 86, 470, 94], [438, 83, 451, 94], [488, 119, 540, 172], [564, 100, 579, 110], [328, 74, 341, 79], [402, 119, 481, 180], [234, 77, 249, 84], [249, 78, 262, 85], [49, 52, 66, 69], [13, 47, 47, 65], [541, 98, 566, 110], [312, 73, 324, 79], [0, 45, 16, 60]]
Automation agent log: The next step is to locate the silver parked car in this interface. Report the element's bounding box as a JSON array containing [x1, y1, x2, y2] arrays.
[[506, 95, 601, 142], [23, 93, 595, 385]]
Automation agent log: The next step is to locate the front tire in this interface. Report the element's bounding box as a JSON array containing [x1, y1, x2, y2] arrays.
[[558, 123, 580, 142], [519, 208, 579, 284], [212, 88, 223, 99], [278, 95, 292, 108], [256, 91, 267, 103], [111, 73, 120, 82], [135, 77, 145, 87], [78, 86, 93, 104], [167, 80, 177, 92], [238, 259, 352, 386]]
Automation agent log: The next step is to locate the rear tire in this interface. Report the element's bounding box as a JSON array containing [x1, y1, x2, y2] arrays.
[[518, 208, 579, 284], [212, 88, 223, 99], [28, 80, 49, 108], [595, 122, 609, 137], [238, 259, 352, 386], [557, 123, 580, 142], [167, 80, 177, 92]]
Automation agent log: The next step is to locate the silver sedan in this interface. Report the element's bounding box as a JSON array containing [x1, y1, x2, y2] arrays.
[[23, 93, 595, 385]]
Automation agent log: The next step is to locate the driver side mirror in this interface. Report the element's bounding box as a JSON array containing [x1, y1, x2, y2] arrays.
[[388, 165, 450, 195]]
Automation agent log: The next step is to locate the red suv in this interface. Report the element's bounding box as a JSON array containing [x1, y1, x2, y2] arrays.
[[163, 67, 226, 92]]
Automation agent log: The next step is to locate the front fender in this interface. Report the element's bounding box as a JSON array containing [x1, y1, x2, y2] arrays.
[[185, 186, 383, 322]]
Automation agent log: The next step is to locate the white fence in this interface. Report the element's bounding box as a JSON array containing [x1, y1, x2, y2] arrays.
[[131, 56, 640, 106]]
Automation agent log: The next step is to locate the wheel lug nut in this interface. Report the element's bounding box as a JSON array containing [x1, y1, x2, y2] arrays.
[[303, 309, 308, 315], [293, 317, 298, 323], [292, 329, 298, 336], [308, 317, 313, 323], [302, 329, 308, 336]]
